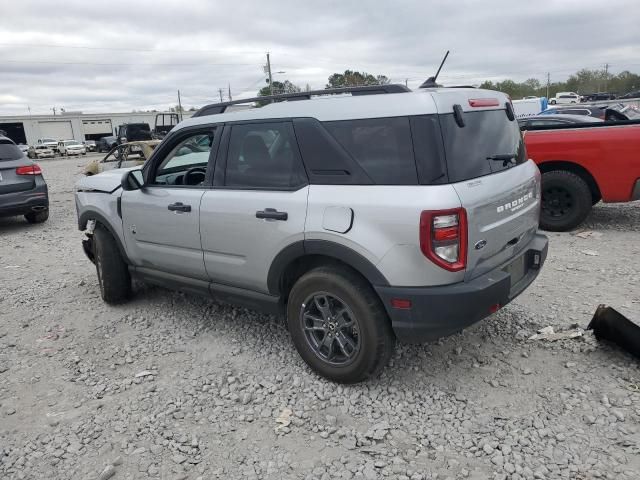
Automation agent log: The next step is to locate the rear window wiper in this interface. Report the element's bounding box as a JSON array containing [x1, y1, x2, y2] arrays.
[[486, 154, 516, 167]]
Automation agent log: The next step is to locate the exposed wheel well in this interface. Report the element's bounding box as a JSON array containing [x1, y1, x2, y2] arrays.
[[537, 161, 601, 203], [279, 255, 374, 305]]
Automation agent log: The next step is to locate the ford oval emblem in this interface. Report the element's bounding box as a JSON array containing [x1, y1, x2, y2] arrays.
[[475, 240, 487, 250]]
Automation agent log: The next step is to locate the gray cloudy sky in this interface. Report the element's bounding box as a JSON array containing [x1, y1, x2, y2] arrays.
[[1, 0, 638, 115]]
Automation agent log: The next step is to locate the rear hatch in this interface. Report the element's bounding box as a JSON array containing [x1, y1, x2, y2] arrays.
[[0, 141, 35, 195], [434, 93, 541, 281]]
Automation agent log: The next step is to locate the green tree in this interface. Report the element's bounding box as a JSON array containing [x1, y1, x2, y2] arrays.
[[256, 80, 302, 106], [258, 80, 301, 97], [326, 70, 390, 88]]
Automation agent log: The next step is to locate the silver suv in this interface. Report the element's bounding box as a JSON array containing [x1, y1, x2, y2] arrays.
[[75, 85, 548, 383]]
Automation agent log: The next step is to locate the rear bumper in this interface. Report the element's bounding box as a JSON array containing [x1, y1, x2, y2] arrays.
[[0, 182, 49, 218], [376, 233, 548, 343]]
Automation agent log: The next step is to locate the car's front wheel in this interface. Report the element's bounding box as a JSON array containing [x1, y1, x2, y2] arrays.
[[93, 226, 131, 304], [286, 265, 395, 383]]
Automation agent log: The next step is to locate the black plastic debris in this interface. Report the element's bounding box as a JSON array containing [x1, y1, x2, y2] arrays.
[[588, 305, 640, 359]]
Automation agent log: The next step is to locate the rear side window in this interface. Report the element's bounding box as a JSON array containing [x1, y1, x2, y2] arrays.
[[439, 109, 526, 183], [0, 141, 23, 161], [324, 117, 418, 185], [224, 122, 307, 189]]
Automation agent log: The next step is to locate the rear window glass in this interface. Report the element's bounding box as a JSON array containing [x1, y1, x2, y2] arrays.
[[439, 109, 526, 183], [324, 117, 418, 185], [0, 141, 23, 161]]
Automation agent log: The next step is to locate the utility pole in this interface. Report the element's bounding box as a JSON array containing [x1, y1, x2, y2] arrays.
[[546, 72, 550, 99], [228, 83, 232, 101], [405, 78, 408, 87], [218, 88, 224, 103], [177, 90, 183, 122], [604, 63, 609, 92], [266, 52, 273, 95], [52, 107, 56, 117]]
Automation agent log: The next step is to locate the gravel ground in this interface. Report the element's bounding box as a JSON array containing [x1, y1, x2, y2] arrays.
[[1, 156, 639, 480]]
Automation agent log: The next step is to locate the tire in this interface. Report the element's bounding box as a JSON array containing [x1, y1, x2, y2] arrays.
[[550, 99, 556, 105], [93, 226, 131, 304], [286, 265, 395, 383], [24, 209, 49, 224], [540, 170, 592, 232]]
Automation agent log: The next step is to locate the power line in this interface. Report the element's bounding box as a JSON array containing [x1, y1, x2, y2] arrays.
[[0, 42, 267, 55], [2, 59, 259, 66]]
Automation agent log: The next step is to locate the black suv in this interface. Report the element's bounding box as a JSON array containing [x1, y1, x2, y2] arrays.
[[116, 123, 152, 144]]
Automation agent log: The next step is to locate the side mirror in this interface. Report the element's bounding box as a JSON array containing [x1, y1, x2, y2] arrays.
[[121, 170, 144, 191]]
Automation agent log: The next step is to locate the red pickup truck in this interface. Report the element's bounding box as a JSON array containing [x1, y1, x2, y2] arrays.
[[523, 122, 640, 231]]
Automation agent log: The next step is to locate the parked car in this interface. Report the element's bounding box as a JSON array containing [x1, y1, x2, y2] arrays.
[[83, 140, 97, 152], [518, 114, 603, 129], [523, 121, 640, 231], [115, 123, 152, 144], [0, 135, 49, 223], [84, 140, 161, 175], [57, 140, 87, 156], [28, 145, 55, 159], [549, 92, 580, 105], [539, 106, 607, 119], [581, 92, 617, 102], [539, 105, 636, 121], [619, 90, 640, 100], [75, 85, 548, 383], [37, 138, 58, 152], [97, 136, 118, 153]]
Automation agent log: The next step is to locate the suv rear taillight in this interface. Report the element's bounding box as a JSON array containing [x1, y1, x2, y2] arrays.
[[16, 164, 42, 175], [420, 208, 467, 272]]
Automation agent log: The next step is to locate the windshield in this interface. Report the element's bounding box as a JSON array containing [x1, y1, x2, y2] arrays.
[[0, 141, 24, 160], [439, 109, 526, 183], [65, 141, 80, 146]]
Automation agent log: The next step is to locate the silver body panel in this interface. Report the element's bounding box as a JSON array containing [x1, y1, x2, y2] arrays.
[[121, 187, 208, 280], [200, 188, 308, 292], [452, 160, 541, 281]]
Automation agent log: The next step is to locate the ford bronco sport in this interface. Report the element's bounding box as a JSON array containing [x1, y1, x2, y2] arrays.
[[75, 84, 548, 383]]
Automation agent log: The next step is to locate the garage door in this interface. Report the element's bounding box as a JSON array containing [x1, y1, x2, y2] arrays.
[[38, 121, 73, 141], [82, 119, 113, 140]]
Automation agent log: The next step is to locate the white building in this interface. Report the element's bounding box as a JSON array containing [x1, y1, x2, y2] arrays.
[[0, 111, 193, 145]]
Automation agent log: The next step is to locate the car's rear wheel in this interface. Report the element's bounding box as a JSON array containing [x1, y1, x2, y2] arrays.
[[24, 209, 49, 224], [286, 265, 395, 383], [93, 226, 131, 304], [540, 170, 592, 231]]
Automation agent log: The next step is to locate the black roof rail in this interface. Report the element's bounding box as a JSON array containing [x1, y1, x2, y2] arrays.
[[192, 84, 411, 117]]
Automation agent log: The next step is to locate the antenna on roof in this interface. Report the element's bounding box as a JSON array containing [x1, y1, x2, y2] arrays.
[[419, 50, 450, 88]]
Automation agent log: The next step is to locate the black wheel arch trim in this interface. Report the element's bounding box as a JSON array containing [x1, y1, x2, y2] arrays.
[[267, 239, 389, 295], [78, 211, 131, 264]]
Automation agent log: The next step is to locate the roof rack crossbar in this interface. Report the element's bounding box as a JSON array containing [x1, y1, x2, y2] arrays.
[[192, 84, 411, 117]]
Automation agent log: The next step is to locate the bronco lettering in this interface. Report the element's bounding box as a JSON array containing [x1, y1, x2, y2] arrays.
[[497, 192, 533, 213]]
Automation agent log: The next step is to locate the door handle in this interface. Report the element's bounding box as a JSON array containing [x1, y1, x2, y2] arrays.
[[256, 208, 288, 221], [168, 202, 191, 213]]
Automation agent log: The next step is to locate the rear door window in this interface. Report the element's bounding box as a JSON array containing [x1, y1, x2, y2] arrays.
[[224, 122, 307, 189], [439, 109, 525, 183], [323, 117, 418, 185], [0, 141, 23, 161]]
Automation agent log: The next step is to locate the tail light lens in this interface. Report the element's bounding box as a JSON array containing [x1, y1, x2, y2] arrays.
[[16, 164, 42, 175], [420, 208, 467, 272]]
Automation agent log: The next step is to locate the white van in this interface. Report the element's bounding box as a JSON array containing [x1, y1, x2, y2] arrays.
[[550, 92, 580, 105]]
